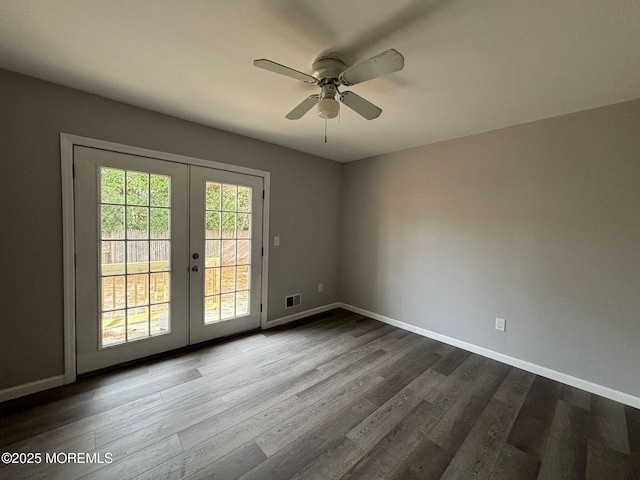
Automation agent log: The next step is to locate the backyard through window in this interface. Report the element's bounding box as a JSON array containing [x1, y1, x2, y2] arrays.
[[204, 182, 252, 323], [99, 168, 171, 347]]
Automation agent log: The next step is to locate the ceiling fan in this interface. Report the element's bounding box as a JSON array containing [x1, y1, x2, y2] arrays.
[[253, 49, 404, 121]]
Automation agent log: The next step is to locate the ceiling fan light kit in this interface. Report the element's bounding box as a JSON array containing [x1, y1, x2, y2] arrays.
[[317, 83, 340, 119], [253, 48, 404, 122], [317, 97, 340, 119]]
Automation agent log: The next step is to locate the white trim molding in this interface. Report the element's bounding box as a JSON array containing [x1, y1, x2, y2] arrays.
[[339, 303, 640, 410], [0, 376, 65, 402], [265, 303, 341, 329], [60, 135, 76, 385]]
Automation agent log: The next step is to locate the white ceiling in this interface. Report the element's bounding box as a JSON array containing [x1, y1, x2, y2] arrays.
[[1, 0, 639, 162]]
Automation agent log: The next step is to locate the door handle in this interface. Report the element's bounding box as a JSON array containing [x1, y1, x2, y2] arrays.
[[191, 266, 200, 272]]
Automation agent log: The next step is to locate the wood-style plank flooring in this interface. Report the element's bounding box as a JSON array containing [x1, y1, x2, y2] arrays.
[[1, 309, 638, 479]]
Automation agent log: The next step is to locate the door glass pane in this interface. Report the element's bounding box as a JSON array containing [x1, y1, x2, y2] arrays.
[[127, 306, 150, 339], [150, 272, 170, 303], [221, 213, 236, 238], [127, 206, 149, 239], [222, 184, 237, 211], [237, 240, 250, 265], [236, 266, 250, 290], [205, 267, 221, 296], [236, 291, 249, 316], [221, 293, 235, 320], [102, 310, 125, 346], [237, 214, 250, 239], [150, 175, 170, 207], [150, 240, 170, 272], [101, 168, 125, 204], [99, 168, 172, 347], [126, 274, 149, 307], [203, 181, 252, 324], [151, 303, 170, 335], [221, 266, 235, 293], [206, 182, 221, 210], [102, 241, 125, 275], [101, 205, 125, 239], [126, 171, 149, 205], [126, 241, 149, 273], [150, 208, 170, 239], [102, 276, 126, 311], [238, 186, 251, 212], [205, 240, 221, 267], [222, 240, 236, 266], [206, 212, 221, 239], [204, 296, 220, 324]]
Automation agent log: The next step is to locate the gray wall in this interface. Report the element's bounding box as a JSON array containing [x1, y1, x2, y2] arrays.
[[0, 68, 342, 389], [341, 99, 640, 398]]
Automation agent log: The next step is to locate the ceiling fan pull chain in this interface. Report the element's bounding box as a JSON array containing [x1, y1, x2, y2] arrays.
[[324, 118, 328, 143]]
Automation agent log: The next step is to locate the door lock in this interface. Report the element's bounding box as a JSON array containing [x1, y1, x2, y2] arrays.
[[192, 253, 200, 259], [191, 266, 200, 272]]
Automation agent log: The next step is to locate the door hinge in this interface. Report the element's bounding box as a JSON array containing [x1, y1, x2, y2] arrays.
[[262, 190, 265, 199], [261, 247, 264, 256], [72, 163, 75, 178], [260, 303, 263, 312]]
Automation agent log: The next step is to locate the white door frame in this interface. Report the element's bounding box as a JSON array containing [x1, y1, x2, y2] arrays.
[[60, 133, 270, 384]]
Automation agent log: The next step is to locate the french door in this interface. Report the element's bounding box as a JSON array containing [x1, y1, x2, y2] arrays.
[[74, 146, 263, 374]]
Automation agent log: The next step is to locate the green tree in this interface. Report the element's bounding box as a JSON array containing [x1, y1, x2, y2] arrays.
[[100, 169, 170, 236], [206, 183, 252, 234], [101, 170, 251, 236]]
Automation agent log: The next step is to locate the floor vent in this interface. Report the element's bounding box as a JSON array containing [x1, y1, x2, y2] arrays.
[[285, 294, 302, 308]]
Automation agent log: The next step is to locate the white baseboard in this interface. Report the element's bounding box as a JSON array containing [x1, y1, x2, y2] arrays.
[[339, 303, 640, 410], [265, 302, 341, 329], [0, 375, 65, 402]]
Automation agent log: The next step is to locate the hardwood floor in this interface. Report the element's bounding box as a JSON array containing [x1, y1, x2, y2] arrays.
[[1, 308, 638, 479]]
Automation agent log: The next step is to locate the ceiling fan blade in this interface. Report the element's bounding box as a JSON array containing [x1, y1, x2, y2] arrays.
[[339, 91, 382, 120], [339, 49, 404, 86], [253, 59, 316, 83], [286, 95, 321, 120]]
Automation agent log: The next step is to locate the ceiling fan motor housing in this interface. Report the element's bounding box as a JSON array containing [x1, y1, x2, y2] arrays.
[[312, 56, 347, 84]]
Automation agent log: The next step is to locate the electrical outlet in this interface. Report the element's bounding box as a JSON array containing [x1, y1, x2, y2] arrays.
[[318, 283, 323, 292], [495, 318, 506, 332], [274, 236, 280, 246]]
